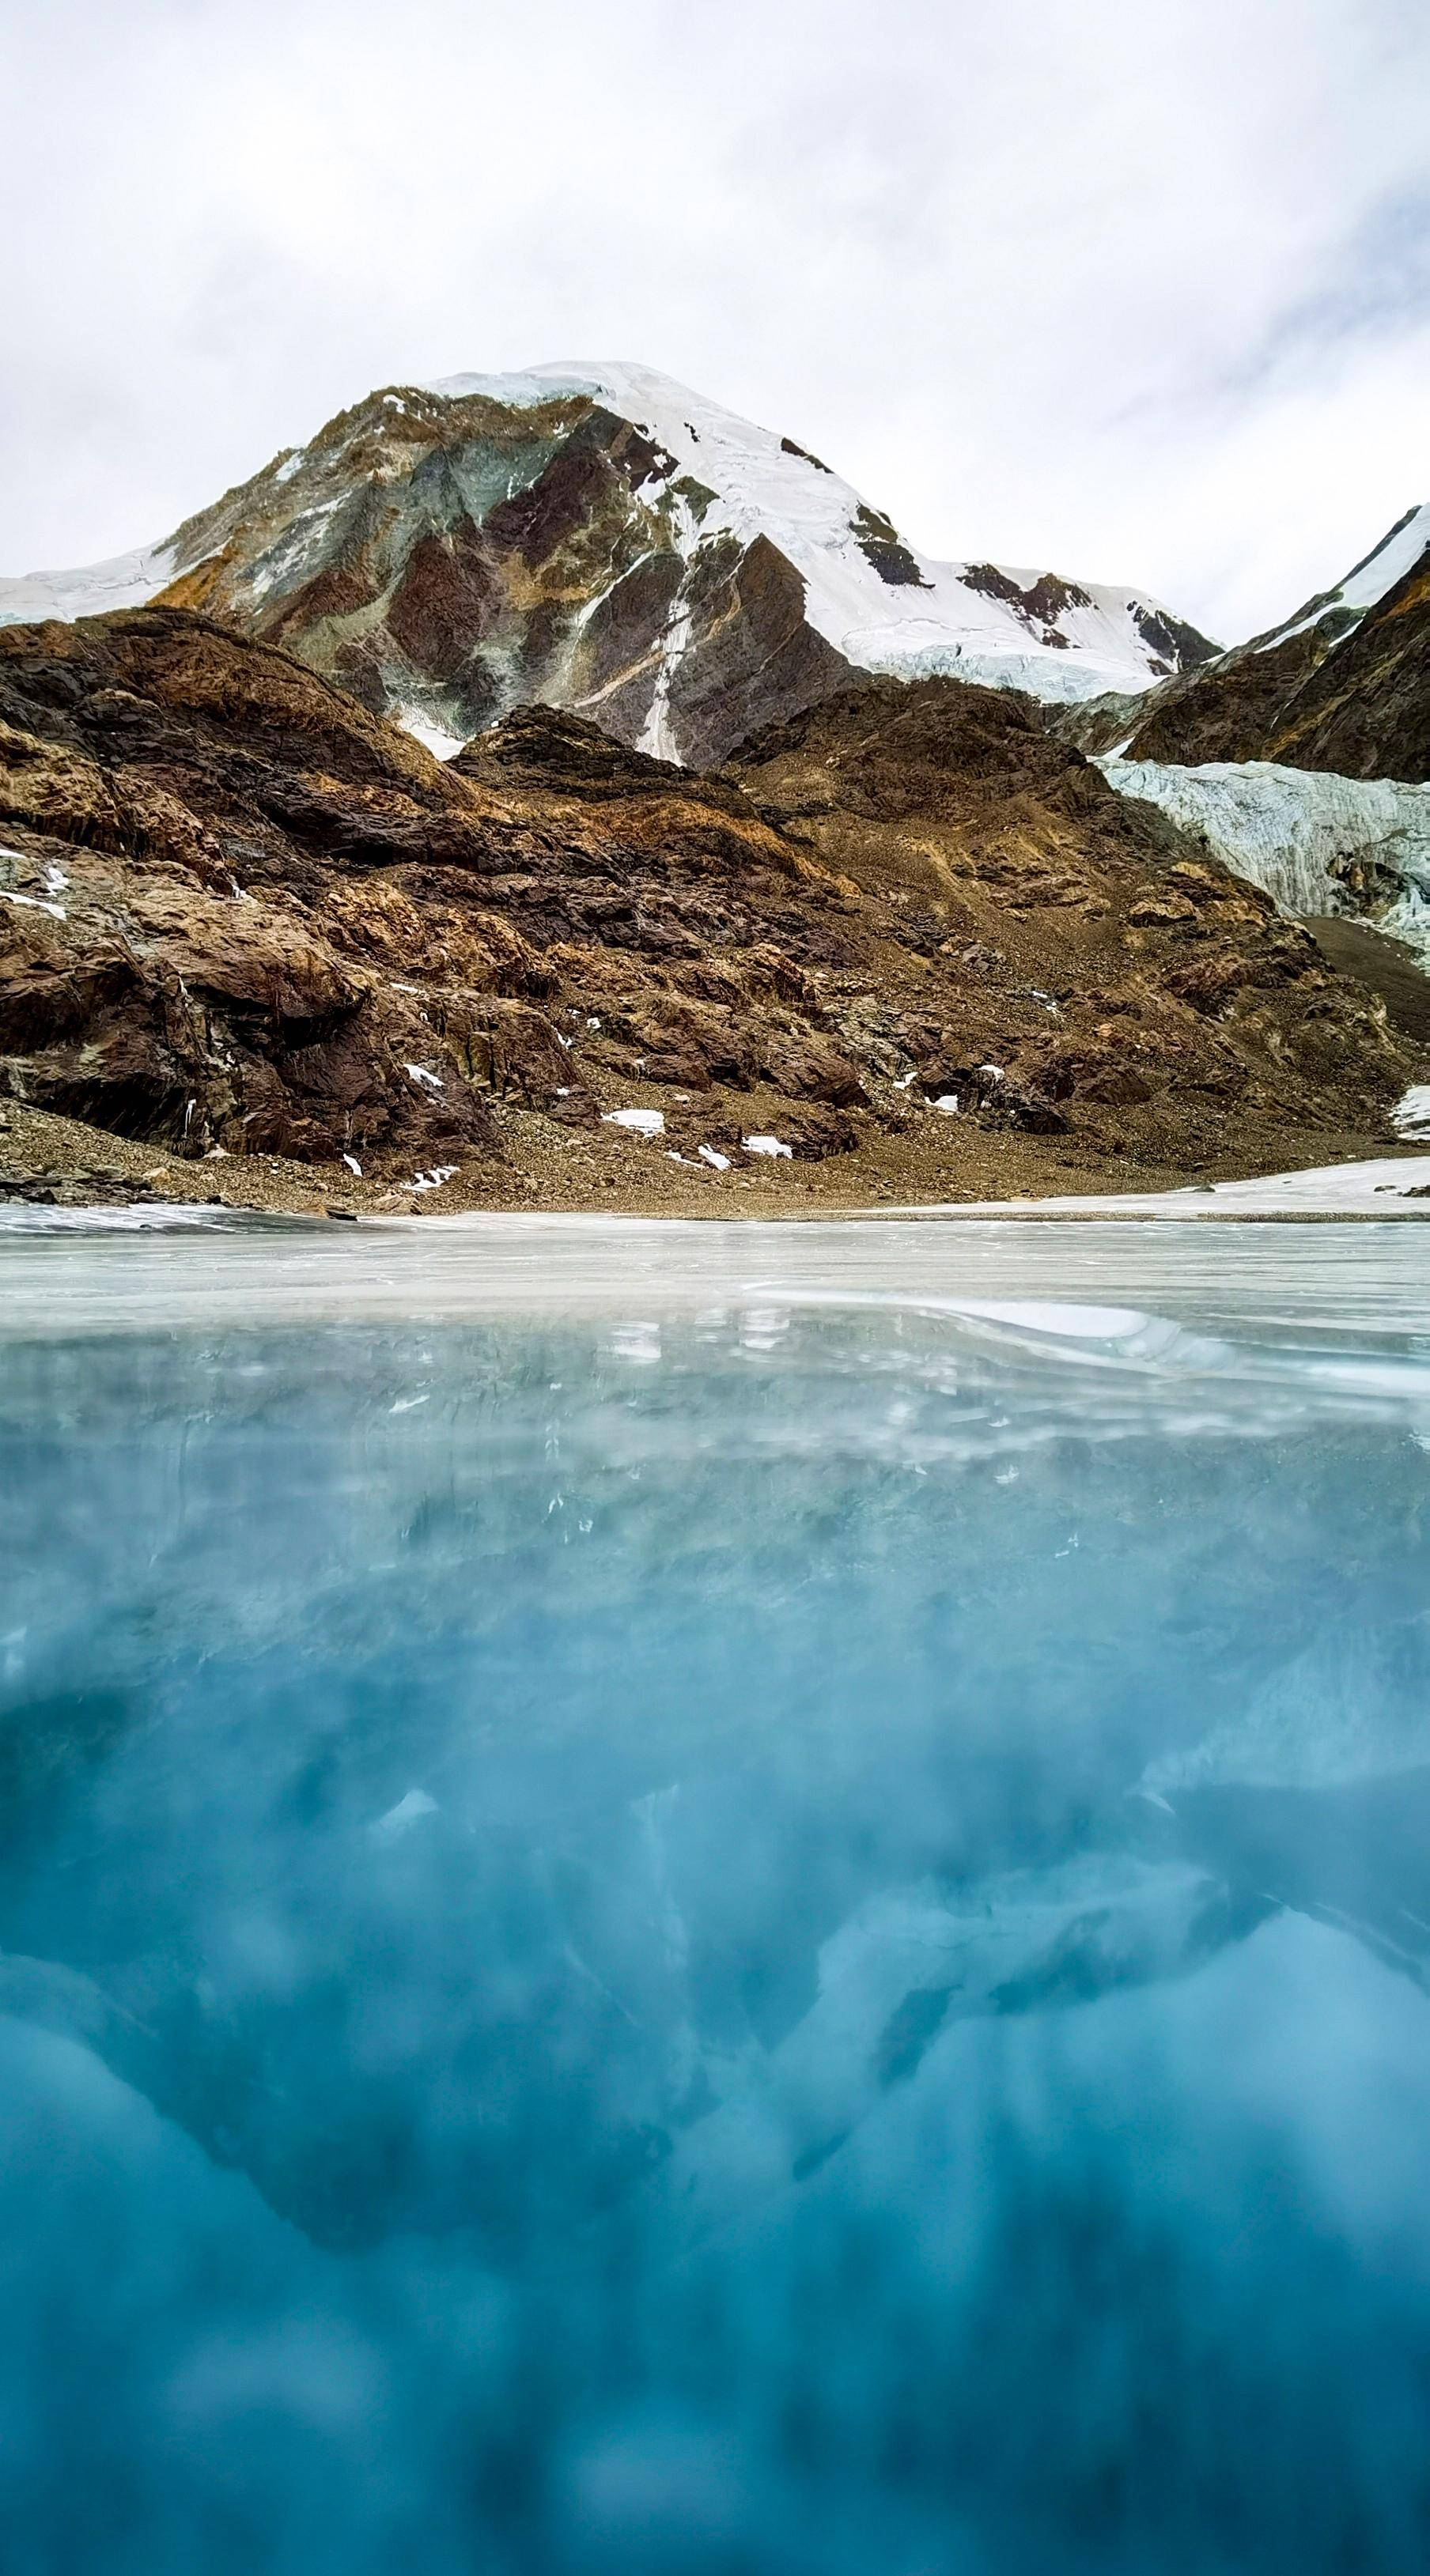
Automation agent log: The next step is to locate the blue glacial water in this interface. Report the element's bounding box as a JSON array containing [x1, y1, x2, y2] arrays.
[[2, 1211, 1430, 2576]]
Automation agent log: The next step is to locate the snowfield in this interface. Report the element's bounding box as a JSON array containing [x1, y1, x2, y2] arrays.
[[1251, 500, 1430, 657], [0, 541, 178, 627]]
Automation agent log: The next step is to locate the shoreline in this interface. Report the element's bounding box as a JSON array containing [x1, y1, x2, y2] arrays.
[[2, 1093, 1428, 1228]]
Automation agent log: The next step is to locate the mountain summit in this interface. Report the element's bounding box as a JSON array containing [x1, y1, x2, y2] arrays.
[[0, 363, 1217, 765]]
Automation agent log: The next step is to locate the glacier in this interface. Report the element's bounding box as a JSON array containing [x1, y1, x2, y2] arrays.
[[1101, 754, 1430, 957]]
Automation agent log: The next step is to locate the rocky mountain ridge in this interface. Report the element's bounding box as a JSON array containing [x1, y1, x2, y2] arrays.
[[0, 605, 1417, 1216], [1086, 502, 1430, 782], [0, 364, 1217, 769]]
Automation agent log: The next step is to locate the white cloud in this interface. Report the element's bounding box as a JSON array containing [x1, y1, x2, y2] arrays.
[[2, 0, 1427, 642]]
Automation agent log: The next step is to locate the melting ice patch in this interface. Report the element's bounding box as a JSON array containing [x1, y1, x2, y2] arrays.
[[603, 1108, 665, 1138]]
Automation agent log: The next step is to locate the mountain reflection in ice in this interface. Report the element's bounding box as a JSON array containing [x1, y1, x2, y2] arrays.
[[3, 1287, 1430, 2575]]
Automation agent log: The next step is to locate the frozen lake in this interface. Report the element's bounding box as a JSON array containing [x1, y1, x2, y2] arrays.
[[2, 1211, 1429, 2573]]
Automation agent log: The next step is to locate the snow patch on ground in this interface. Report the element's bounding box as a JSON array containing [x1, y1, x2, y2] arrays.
[[0, 886, 66, 921], [603, 1108, 665, 1138], [896, 1151, 1430, 1220]]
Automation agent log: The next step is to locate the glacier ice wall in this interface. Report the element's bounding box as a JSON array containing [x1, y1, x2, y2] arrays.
[[1100, 756, 1430, 958]]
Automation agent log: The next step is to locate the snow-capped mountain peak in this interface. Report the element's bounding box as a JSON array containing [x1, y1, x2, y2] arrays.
[[0, 361, 1218, 765], [428, 361, 1216, 708]]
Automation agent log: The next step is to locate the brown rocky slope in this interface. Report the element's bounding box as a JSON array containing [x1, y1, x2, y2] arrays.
[[1117, 526, 1430, 782], [0, 609, 1419, 1214]]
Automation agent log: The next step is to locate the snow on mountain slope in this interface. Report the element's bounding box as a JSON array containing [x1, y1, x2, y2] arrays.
[[1253, 501, 1430, 659], [0, 541, 178, 627], [1100, 755, 1430, 958], [1120, 501, 1430, 780], [428, 361, 1214, 704], [0, 363, 1217, 765]]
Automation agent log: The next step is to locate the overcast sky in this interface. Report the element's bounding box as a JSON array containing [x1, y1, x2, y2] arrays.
[[2, 0, 1427, 644]]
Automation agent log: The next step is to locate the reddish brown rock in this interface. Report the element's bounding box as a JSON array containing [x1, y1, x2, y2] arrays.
[[0, 614, 1420, 1202]]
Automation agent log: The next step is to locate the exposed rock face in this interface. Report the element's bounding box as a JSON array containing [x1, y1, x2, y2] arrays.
[[1118, 506, 1430, 781], [0, 621, 504, 1164], [1250, 550, 1430, 782], [724, 681, 1418, 1143], [0, 364, 1216, 769], [0, 610, 1416, 1203]]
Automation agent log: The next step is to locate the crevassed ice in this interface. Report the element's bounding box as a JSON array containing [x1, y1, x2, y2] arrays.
[[1100, 755, 1430, 955]]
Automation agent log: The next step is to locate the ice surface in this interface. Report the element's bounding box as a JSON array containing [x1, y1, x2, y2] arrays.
[[2, 1216, 1430, 2570], [3, 1201, 1430, 1343]]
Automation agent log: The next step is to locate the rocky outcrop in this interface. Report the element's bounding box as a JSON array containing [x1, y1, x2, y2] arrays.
[[1253, 550, 1430, 781], [0, 610, 1417, 1204], [0, 364, 1216, 769], [724, 679, 1419, 1146]]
